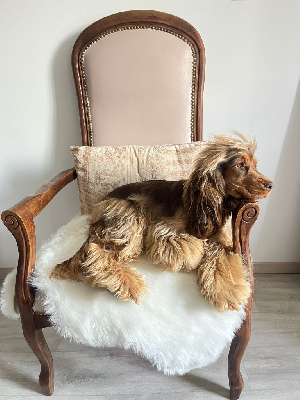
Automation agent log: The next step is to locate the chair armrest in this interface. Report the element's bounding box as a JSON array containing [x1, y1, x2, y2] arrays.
[[1, 168, 77, 307], [2, 168, 77, 220], [231, 201, 260, 289]]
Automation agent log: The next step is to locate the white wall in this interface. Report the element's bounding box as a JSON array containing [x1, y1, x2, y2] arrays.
[[1, 0, 300, 268]]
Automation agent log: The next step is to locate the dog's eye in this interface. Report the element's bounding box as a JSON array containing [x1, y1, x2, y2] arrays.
[[237, 162, 246, 169]]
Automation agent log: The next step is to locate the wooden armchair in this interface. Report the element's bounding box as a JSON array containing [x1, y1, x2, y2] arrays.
[[1, 10, 259, 399]]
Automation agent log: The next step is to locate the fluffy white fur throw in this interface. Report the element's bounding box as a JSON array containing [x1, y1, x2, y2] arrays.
[[1, 215, 245, 375]]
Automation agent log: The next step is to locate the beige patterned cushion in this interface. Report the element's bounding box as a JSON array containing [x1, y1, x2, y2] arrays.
[[71, 142, 203, 215]]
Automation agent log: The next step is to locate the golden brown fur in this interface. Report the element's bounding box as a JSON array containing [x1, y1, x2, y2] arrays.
[[51, 133, 273, 311]]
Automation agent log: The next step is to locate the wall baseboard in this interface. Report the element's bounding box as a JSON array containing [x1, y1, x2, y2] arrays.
[[1, 263, 300, 279], [254, 262, 300, 274], [0, 268, 14, 279]]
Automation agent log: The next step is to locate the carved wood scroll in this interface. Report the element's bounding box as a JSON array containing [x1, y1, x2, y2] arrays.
[[232, 202, 260, 280]]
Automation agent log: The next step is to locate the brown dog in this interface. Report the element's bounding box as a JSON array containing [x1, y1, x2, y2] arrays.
[[51, 133, 273, 311]]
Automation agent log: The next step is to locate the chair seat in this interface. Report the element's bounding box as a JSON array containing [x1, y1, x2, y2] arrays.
[[1, 215, 245, 375]]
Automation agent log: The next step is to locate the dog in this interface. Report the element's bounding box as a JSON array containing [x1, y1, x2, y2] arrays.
[[51, 133, 273, 312]]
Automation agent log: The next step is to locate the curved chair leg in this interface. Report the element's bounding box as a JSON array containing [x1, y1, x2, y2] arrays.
[[229, 203, 259, 399], [21, 305, 54, 396], [228, 306, 251, 400]]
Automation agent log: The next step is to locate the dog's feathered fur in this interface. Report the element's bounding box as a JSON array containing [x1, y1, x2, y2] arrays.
[[51, 133, 273, 312]]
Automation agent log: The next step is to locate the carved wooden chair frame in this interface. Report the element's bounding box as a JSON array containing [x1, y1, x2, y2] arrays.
[[1, 10, 259, 400]]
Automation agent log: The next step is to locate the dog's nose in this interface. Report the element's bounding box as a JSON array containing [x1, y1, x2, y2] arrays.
[[264, 181, 273, 191]]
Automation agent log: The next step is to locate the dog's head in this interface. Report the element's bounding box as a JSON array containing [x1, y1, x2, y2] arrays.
[[183, 132, 273, 238], [222, 149, 273, 201]]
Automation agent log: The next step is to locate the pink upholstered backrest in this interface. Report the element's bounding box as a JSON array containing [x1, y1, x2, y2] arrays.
[[73, 11, 205, 146]]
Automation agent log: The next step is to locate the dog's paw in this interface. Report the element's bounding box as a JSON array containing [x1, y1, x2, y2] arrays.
[[114, 267, 147, 304], [197, 248, 251, 312], [50, 262, 81, 282]]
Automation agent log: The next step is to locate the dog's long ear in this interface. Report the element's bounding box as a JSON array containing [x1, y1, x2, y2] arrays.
[[183, 167, 226, 239]]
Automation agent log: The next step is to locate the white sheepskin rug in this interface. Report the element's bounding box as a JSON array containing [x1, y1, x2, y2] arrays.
[[1, 215, 245, 375]]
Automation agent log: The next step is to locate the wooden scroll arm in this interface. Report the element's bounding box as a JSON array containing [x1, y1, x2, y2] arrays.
[[1, 168, 77, 307], [232, 202, 260, 284], [231, 201, 260, 328]]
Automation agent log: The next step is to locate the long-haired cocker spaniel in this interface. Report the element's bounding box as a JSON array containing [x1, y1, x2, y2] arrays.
[[51, 133, 273, 312]]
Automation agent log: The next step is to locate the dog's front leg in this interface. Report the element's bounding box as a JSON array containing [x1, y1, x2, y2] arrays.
[[145, 221, 205, 272], [197, 241, 251, 312]]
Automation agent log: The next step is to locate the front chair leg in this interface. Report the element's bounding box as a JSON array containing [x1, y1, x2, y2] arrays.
[[21, 305, 54, 395], [228, 202, 259, 399], [228, 305, 252, 400]]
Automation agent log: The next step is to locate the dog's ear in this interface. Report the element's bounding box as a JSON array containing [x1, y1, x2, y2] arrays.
[[184, 167, 226, 239]]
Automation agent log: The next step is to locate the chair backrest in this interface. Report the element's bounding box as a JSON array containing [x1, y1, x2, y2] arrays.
[[72, 10, 205, 146]]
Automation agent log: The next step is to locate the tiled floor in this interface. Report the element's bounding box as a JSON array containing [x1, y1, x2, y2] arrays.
[[0, 274, 299, 399]]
